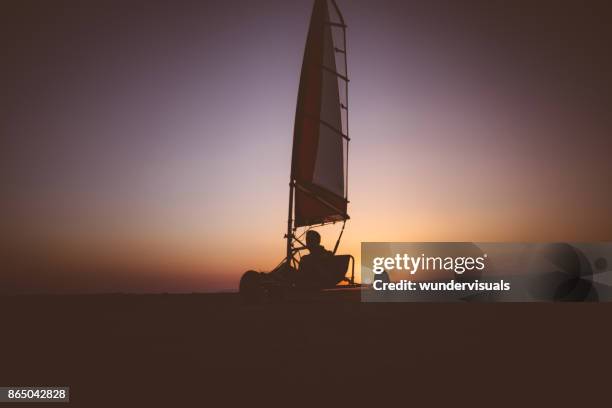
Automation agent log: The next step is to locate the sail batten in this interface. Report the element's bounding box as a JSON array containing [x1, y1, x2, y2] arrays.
[[291, 0, 349, 228]]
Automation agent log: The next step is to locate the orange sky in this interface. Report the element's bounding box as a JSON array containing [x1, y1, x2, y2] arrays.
[[3, 0, 612, 293]]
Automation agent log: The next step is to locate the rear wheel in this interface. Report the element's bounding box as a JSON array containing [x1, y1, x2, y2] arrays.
[[239, 270, 264, 303]]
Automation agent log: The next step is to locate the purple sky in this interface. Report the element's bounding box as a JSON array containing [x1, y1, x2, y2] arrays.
[[2, 0, 612, 293]]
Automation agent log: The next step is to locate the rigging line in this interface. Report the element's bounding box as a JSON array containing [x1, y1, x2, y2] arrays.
[[333, 220, 347, 255], [295, 225, 314, 240]]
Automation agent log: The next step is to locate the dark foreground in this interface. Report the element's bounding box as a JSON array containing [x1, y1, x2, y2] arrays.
[[1, 291, 611, 406]]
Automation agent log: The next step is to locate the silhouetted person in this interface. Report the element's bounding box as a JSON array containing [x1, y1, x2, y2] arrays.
[[298, 230, 332, 288]]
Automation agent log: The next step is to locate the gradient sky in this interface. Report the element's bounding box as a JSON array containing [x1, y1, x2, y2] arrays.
[[2, 0, 612, 293]]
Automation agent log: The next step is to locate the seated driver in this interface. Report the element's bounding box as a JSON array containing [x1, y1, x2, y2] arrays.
[[298, 230, 332, 287]]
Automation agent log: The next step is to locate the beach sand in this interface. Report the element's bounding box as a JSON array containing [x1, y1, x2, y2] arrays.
[[1, 291, 610, 406]]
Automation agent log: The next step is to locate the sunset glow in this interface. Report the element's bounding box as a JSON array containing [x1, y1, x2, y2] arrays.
[[3, 0, 612, 293]]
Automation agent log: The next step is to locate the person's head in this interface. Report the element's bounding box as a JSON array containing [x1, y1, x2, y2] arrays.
[[305, 230, 321, 249]]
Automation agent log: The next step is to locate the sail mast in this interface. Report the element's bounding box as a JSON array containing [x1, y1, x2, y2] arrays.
[[286, 180, 294, 266]]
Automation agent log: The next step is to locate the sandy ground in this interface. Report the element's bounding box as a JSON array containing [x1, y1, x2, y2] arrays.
[[1, 291, 611, 406]]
